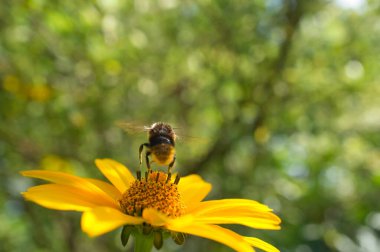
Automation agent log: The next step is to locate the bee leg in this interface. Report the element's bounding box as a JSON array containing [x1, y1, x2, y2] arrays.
[[145, 151, 152, 173], [139, 143, 150, 171], [167, 155, 176, 174]]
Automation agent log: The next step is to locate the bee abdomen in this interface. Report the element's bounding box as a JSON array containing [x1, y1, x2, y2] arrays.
[[151, 144, 175, 166]]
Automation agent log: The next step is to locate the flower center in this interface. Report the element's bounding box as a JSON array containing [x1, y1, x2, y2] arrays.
[[119, 171, 185, 218]]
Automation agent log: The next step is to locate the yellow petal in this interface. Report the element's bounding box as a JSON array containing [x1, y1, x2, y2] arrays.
[[190, 199, 273, 215], [167, 223, 253, 252], [244, 237, 280, 252], [201, 209, 281, 226], [20, 170, 116, 206], [190, 199, 281, 230], [177, 175, 211, 211], [193, 216, 281, 230], [85, 178, 122, 201], [22, 184, 110, 211], [141, 208, 194, 228], [95, 159, 135, 193], [81, 207, 144, 237], [142, 208, 169, 226]]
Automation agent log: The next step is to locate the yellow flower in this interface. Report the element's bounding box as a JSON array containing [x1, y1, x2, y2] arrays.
[[21, 159, 281, 252]]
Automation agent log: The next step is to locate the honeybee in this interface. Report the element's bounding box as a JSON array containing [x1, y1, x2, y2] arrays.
[[118, 122, 177, 174]]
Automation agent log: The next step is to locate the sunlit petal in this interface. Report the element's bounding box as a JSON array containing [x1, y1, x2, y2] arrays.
[[178, 174, 211, 211], [189, 199, 281, 230], [142, 208, 169, 226], [85, 178, 122, 201], [190, 199, 273, 215], [167, 223, 254, 252], [21, 170, 116, 205], [81, 207, 144, 237], [193, 216, 281, 230], [244, 237, 280, 252], [95, 159, 135, 193], [22, 184, 113, 211], [142, 208, 194, 228]]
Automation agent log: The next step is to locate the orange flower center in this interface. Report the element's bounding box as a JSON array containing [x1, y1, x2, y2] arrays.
[[119, 171, 185, 218]]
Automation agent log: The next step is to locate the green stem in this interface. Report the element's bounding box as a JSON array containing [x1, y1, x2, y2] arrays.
[[134, 233, 153, 252]]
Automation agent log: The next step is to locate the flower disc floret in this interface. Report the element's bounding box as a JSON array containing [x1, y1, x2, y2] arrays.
[[119, 171, 185, 218]]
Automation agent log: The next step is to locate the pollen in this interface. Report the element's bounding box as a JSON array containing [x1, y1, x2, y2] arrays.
[[119, 171, 185, 218]]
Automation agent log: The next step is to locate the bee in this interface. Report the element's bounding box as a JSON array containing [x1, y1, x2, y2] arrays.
[[118, 122, 177, 174], [139, 122, 177, 173]]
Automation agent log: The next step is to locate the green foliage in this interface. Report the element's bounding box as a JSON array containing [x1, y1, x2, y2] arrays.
[[1, 0, 379, 251]]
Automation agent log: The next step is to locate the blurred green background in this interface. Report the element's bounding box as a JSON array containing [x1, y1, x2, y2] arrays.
[[1, 0, 380, 251]]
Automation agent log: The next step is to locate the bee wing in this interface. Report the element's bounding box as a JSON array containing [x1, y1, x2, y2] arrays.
[[172, 127, 209, 144], [177, 134, 209, 144], [115, 121, 149, 134]]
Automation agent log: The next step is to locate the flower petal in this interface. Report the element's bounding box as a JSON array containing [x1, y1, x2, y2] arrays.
[[22, 184, 111, 211], [244, 237, 280, 252], [81, 207, 144, 237], [141, 208, 193, 228], [143, 210, 254, 251], [177, 175, 211, 211], [193, 215, 281, 230], [20, 170, 117, 206], [142, 208, 169, 226], [167, 223, 254, 252], [190, 199, 273, 215], [190, 199, 281, 230], [85, 178, 122, 201], [95, 159, 135, 193]]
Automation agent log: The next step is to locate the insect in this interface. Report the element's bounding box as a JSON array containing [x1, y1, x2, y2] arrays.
[[118, 122, 177, 174], [139, 122, 177, 173]]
